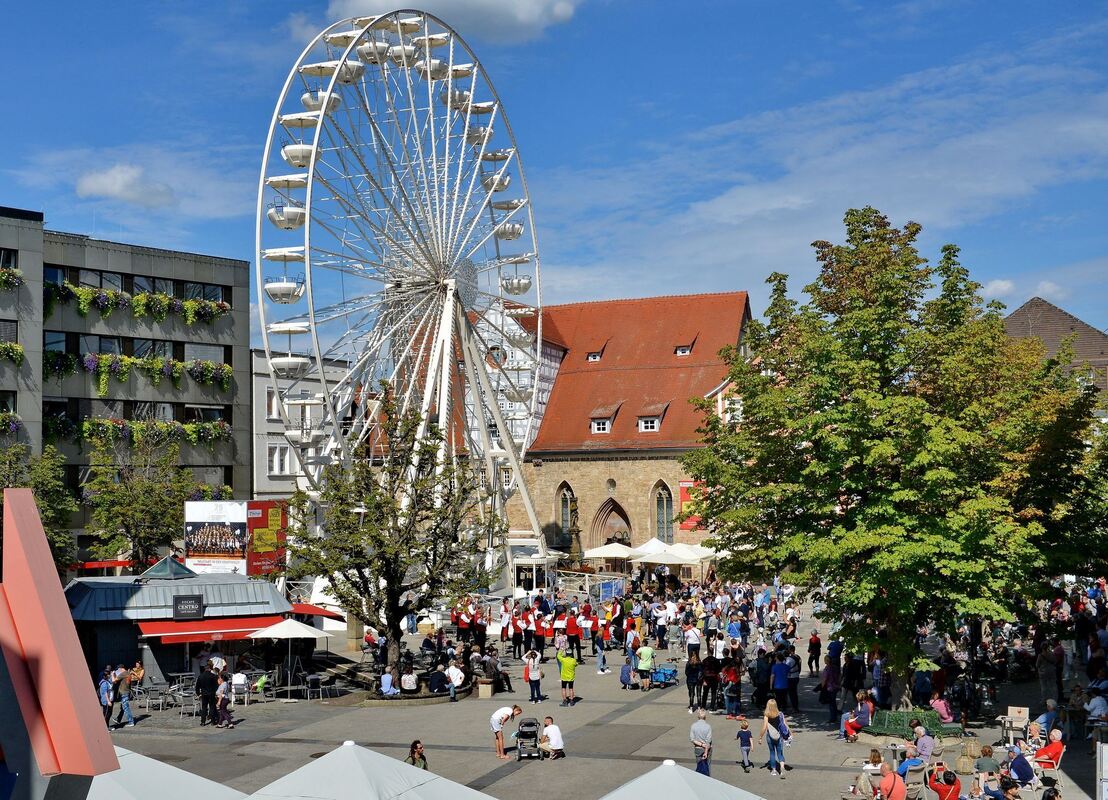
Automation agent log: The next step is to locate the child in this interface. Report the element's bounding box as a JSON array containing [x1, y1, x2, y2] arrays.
[[735, 717, 753, 773]]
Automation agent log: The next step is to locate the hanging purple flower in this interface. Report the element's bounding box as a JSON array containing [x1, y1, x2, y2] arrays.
[[93, 290, 111, 310], [108, 355, 123, 374], [82, 353, 99, 373], [170, 298, 184, 313]]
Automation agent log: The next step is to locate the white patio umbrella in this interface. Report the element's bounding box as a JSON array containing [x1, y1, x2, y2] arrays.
[[89, 747, 245, 800], [249, 741, 495, 800], [630, 537, 672, 556], [583, 542, 634, 559], [250, 617, 334, 694], [670, 543, 716, 561], [599, 759, 767, 800], [630, 550, 697, 566]]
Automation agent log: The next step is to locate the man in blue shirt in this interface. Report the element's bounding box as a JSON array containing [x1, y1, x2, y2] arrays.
[[896, 744, 924, 778], [1006, 746, 1035, 787], [770, 652, 791, 709]]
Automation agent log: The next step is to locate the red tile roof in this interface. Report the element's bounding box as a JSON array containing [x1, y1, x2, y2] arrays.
[[528, 292, 749, 453]]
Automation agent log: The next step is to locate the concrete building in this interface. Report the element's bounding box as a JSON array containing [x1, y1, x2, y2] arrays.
[[506, 292, 750, 553], [0, 206, 251, 563], [250, 348, 348, 501]]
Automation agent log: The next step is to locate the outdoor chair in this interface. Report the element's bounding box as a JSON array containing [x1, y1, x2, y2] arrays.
[[144, 684, 170, 712], [178, 693, 201, 720], [231, 674, 250, 706], [903, 763, 927, 800], [251, 672, 278, 703], [1033, 745, 1065, 789], [306, 674, 325, 700]]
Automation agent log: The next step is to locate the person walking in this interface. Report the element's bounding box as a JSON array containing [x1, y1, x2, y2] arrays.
[[760, 698, 788, 778], [113, 663, 135, 728], [195, 664, 219, 727], [685, 651, 703, 713], [786, 646, 802, 713], [770, 652, 790, 710], [736, 717, 754, 773], [818, 654, 841, 724], [490, 705, 522, 760], [404, 740, 428, 770], [807, 630, 822, 676], [524, 649, 543, 704], [98, 669, 114, 727], [636, 641, 655, 692], [216, 673, 235, 728], [690, 708, 714, 776]]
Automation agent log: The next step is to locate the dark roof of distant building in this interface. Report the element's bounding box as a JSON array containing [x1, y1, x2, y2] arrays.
[[0, 205, 45, 222], [526, 292, 749, 454], [1005, 296, 1108, 364]]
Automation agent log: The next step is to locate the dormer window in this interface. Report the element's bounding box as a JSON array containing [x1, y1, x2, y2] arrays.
[[638, 416, 660, 432], [591, 418, 611, 434], [587, 351, 602, 362], [675, 345, 692, 356]]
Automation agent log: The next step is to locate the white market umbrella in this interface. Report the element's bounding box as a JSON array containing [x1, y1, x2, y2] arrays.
[[249, 741, 496, 800], [630, 537, 672, 556], [670, 543, 716, 561], [599, 760, 767, 800], [89, 747, 245, 800], [250, 618, 334, 694], [631, 551, 697, 566], [583, 542, 634, 559]]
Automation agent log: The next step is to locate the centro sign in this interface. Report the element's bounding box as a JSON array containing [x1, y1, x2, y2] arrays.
[[173, 594, 204, 620]]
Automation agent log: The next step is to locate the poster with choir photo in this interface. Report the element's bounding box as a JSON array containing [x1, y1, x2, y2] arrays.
[[184, 501, 248, 574]]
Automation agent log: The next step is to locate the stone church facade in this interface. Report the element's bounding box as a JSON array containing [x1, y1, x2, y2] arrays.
[[506, 291, 751, 553]]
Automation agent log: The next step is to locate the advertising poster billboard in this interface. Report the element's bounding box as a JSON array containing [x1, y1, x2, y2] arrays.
[[184, 501, 248, 574], [678, 481, 703, 531], [246, 500, 288, 576]]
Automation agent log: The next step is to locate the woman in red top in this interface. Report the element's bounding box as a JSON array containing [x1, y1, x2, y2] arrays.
[[566, 611, 583, 661]]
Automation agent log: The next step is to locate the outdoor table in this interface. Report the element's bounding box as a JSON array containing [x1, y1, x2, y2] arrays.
[[995, 715, 1027, 746], [885, 743, 907, 766]]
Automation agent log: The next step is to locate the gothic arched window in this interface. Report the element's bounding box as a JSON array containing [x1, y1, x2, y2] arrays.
[[559, 485, 576, 541], [655, 484, 674, 544]]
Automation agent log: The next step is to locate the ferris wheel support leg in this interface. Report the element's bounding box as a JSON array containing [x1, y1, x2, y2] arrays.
[[455, 309, 503, 543], [455, 302, 543, 544]]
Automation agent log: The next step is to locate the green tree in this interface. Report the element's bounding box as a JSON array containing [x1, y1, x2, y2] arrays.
[[85, 431, 198, 570], [0, 444, 78, 577], [290, 386, 499, 671], [683, 207, 1107, 700]]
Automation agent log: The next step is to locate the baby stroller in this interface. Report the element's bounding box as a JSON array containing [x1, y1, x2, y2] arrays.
[[650, 665, 679, 689], [515, 717, 542, 761]]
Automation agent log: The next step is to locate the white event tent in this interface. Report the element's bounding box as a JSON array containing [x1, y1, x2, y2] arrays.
[[599, 760, 767, 800], [249, 741, 496, 800], [88, 747, 245, 800]]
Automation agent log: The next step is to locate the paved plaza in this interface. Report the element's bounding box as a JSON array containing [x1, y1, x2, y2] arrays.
[[107, 636, 1098, 799]]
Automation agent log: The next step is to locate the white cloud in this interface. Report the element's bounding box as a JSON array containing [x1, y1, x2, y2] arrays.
[[982, 279, 1015, 298], [1035, 280, 1069, 301], [325, 0, 582, 43], [75, 164, 175, 209], [531, 23, 1108, 312]]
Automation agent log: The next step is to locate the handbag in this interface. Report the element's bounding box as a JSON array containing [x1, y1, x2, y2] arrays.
[[695, 758, 711, 776], [767, 721, 781, 741]]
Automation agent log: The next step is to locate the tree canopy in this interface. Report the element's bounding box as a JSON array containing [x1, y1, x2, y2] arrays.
[[683, 207, 1108, 681], [0, 443, 78, 577], [290, 387, 499, 669]]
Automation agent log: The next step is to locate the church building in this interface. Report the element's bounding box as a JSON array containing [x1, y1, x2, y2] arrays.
[[507, 291, 750, 554]]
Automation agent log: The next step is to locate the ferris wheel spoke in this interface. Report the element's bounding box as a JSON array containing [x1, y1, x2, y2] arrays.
[[444, 72, 493, 258], [317, 117, 439, 271], [454, 162, 522, 261], [396, 31, 444, 264]]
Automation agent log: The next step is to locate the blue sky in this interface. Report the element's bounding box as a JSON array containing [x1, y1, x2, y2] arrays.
[[4, 1, 1107, 331]]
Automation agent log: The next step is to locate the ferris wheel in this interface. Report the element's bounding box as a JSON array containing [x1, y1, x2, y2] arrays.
[[255, 9, 543, 536]]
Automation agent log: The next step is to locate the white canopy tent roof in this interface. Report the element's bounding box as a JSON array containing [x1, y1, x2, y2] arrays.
[[88, 747, 245, 800], [583, 542, 635, 559], [669, 543, 717, 561], [630, 550, 698, 566], [249, 741, 496, 800], [598, 760, 767, 800], [629, 537, 672, 556], [250, 617, 335, 641]]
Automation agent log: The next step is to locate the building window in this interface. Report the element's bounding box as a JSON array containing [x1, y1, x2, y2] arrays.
[[0, 249, 16, 270], [675, 345, 692, 356], [185, 281, 225, 302], [655, 484, 674, 544], [591, 418, 610, 434], [43, 265, 65, 285], [185, 405, 225, 423], [724, 396, 743, 423], [81, 336, 121, 355], [586, 352, 602, 362], [132, 338, 172, 359], [101, 272, 123, 291], [559, 485, 576, 539], [133, 276, 174, 295], [0, 391, 15, 413], [134, 402, 174, 421], [268, 444, 291, 476], [185, 343, 225, 363], [638, 416, 660, 432], [266, 387, 281, 420], [500, 467, 513, 489], [44, 331, 67, 352]]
